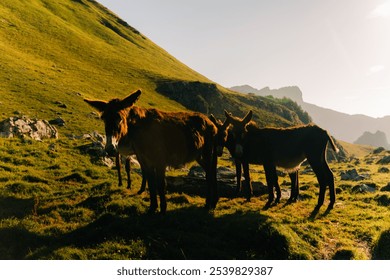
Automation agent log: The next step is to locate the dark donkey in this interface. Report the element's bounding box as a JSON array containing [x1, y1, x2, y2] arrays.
[[210, 115, 299, 201], [85, 90, 219, 213], [224, 110, 337, 212]]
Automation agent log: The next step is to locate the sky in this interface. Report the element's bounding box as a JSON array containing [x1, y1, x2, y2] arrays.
[[97, 0, 390, 118]]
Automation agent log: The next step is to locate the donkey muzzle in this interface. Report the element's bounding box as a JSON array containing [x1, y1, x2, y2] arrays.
[[105, 144, 118, 157], [105, 135, 119, 157]]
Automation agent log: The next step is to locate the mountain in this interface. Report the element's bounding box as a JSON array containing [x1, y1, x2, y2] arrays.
[[354, 131, 390, 149], [0, 0, 309, 137], [230, 85, 304, 104], [231, 85, 390, 146]]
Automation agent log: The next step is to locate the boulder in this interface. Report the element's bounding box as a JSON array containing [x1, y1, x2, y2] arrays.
[[378, 167, 390, 173], [340, 169, 368, 181], [0, 116, 58, 140], [377, 156, 390, 165], [352, 183, 377, 193]]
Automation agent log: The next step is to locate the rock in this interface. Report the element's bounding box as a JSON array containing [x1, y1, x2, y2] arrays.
[[377, 156, 390, 165], [217, 166, 237, 180], [54, 101, 67, 109], [373, 147, 386, 154], [49, 117, 66, 127], [188, 165, 237, 181], [0, 116, 58, 140], [381, 183, 390, 192], [378, 167, 390, 173], [352, 183, 377, 193], [340, 169, 368, 181], [188, 165, 205, 178]]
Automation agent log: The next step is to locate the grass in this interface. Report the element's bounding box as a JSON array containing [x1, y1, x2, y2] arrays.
[[1, 136, 390, 260]]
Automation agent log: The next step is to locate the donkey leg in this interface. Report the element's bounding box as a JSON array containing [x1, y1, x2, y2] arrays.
[[200, 156, 218, 209], [274, 179, 281, 204], [138, 167, 147, 195], [263, 163, 278, 208], [242, 161, 253, 201], [309, 161, 328, 211], [147, 168, 158, 214], [116, 153, 123, 187], [235, 159, 242, 195], [288, 171, 299, 202], [125, 157, 131, 189], [210, 151, 219, 208], [156, 166, 167, 214], [324, 163, 335, 210]]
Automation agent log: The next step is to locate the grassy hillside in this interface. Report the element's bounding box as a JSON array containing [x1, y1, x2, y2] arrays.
[[1, 0, 390, 260], [0, 0, 305, 136]]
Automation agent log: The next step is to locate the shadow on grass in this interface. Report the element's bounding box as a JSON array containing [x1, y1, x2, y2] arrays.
[[0, 196, 35, 219], [0, 226, 51, 260], [1, 206, 290, 260], [57, 207, 289, 260], [372, 229, 390, 259]]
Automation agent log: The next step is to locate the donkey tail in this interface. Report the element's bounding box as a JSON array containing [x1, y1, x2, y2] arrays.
[[326, 133, 339, 153]]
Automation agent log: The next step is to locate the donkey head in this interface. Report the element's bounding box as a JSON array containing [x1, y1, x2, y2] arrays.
[[224, 110, 252, 158], [84, 89, 141, 156], [209, 114, 229, 157]]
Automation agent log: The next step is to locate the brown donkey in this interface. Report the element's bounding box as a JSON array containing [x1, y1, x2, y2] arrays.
[[210, 115, 299, 202], [85, 90, 219, 213], [224, 110, 337, 212]]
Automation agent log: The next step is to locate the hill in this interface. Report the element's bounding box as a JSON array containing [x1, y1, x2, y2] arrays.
[[0, 0, 310, 136], [231, 85, 390, 145]]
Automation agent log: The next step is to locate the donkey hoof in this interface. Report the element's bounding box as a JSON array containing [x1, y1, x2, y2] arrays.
[[263, 201, 272, 210], [147, 207, 157, 215]]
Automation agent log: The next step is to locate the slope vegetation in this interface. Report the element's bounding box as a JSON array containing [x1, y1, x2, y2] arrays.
[[0, 0, 307, 137]]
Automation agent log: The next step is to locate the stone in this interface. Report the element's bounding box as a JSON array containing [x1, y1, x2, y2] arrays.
[[0, 116, 58, 140], [49, 117, 66, 127], [351, 183, 377, 193], [377, 156, 390, 165], [340, 169, 368, 181]]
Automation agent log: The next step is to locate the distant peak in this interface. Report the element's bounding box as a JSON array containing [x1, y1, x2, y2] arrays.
[[230, 85, 303, 103]]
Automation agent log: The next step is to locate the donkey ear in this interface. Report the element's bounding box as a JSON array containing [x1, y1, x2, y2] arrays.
[[242, 110, 253, 124], [224, 110, 233, 119], [209, 114, 218, 125], [84, 99, 107, 112], [121, 89, 142, 109], [222, 117, 230, 129]]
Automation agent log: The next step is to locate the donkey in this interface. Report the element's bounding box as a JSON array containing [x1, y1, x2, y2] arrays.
[[210, 115, 299, 202], [224, 110, 337, 212], [115, 153, 147, 194], [85, 89, 219, 214]]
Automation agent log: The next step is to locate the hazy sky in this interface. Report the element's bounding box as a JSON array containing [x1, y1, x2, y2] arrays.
[[97, 0, 390, 118]]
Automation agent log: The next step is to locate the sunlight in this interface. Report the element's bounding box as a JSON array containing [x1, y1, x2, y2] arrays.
[[369, 1, 390, 18], [367, 65, 385, 76]]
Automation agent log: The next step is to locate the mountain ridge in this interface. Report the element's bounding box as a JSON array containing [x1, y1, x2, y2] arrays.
[[231, 84, 390, 145]]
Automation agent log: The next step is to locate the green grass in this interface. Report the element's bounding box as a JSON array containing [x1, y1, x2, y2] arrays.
[[1, 137, 390, 260]]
